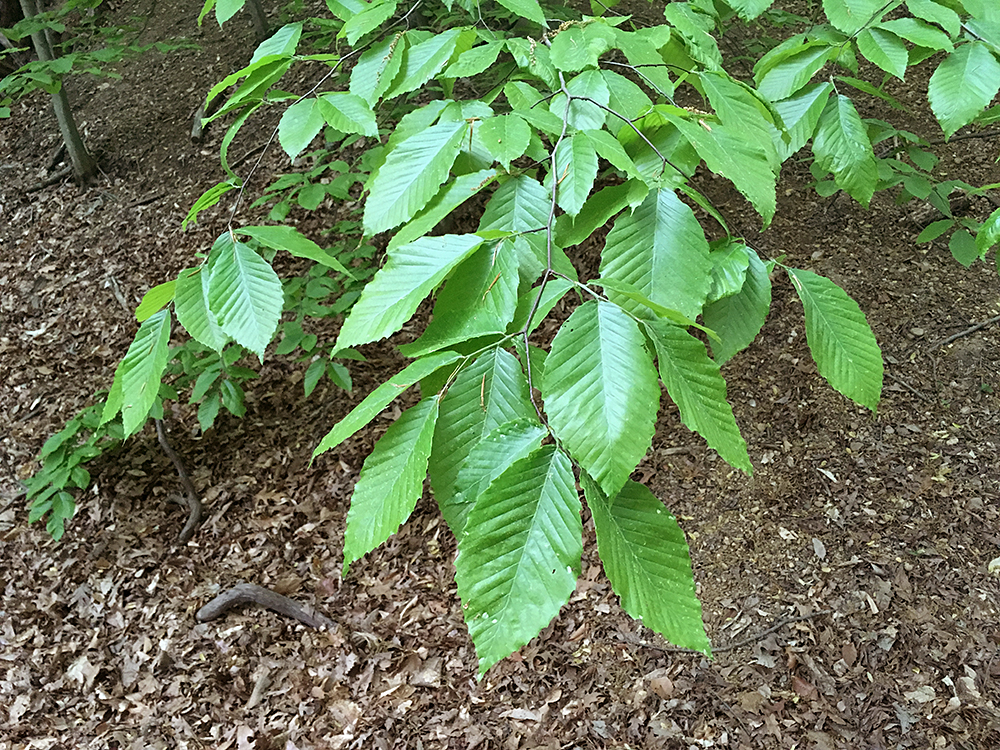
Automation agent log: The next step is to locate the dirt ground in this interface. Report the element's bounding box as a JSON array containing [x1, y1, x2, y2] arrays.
[[1, 1, 999, 748]]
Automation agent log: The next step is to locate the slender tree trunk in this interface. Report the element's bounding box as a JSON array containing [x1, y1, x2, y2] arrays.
[[245, 0, 269, 43], [19, 0, 97, 185]]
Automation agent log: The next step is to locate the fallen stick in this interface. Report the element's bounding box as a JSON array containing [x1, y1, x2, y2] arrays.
[[928, 314, 1000, 350], [25, 164, 73, 193], [155, 419, 203, 542], [196, 583, 336, 630], [622, 610, 832, 655]]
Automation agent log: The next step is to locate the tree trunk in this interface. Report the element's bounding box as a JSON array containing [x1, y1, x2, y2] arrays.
[[245, 0, 269, 43], [19, 0, 97, 185]]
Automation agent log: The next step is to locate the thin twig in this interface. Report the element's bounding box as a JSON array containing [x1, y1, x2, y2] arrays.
[[926, 314, 1000, 350], [155, 419, 204, 542], [623, 610, 832, 654], [25, 164, 73, 193], [885, 371, 932, 402]]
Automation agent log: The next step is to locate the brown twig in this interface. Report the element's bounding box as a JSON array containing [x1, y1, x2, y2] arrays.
[[229, 144, 267, 171], [885, 371, 932, 402], [125, 192, 165, 208], [196, 583, 336, 630], [928, 314, 1000, 350], [622, 610, 832, 655], [25, 164, 73, 193], [154, 419, 203, 542]]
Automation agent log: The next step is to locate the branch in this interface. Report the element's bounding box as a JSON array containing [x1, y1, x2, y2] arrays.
[[155, 418, 204, 542], [196, 583, 336, 630], [927, 314, 1000, 350], [622, 610, 832, 655]]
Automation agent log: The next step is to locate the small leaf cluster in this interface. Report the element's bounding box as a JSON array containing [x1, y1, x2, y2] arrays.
[[0, 0, 191, 117], [25, 403, 123, 541], [26, 227, 366, 533]]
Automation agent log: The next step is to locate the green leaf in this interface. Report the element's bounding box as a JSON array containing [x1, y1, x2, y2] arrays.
[[444, 40, 503, 78], [479, 176, 550, 286], [786, 268, 883, 411], [508, 276, 574, 334], [976, 207, 1000, 254], [541, 301, 659, 498], [771, 82, 833, 161], [644, 319, 752, 472], [238, 225, 354, 277], [949, 228, 979, 267], [583, 476, 710, 654], [400, 240, 519, 358], [336, 234, 483, 350], [856, 28, 909, 80], [175, 266, 228, 351], [591, 278, 704, 330], [326, 0, 367, 21], [385, 28, 465, 101], [494, 0, 545, 28], [602, 71, 653, 136], [341, 0, 397, 45], [550, 69, 609, 131], [879, 18, 953, 51], [699, 71, 779, 171], [756, 44, 832, 101], [430, 348, 537, 530], [388, 170, 499, 252], [613, 27, 676, 99], [600, 188, 712, 320], [822, 0, 888, 35], [198, 392, 221, 431], [506, 38, 557, 88], [364, 120, 467, 235], [915, 218, 954, 242], [220, 379, 246, 416], [453, 418, 548, 518], [279, 98, 324, 160], [928, 42, 1000, 139], [550, 22, 616, 71], [136, 280, 176, 322], [812, 94, 877, 206], [343, 396, 439, 574], [349, 33, 405, 105], [313, 351, 461, 457], [456, 445, 581, 676], [664, 113, 777, 225], [906, 0, 959, 38], [317, 92, 379, 137], [250, 22, 302, 66], [216, 0, 246, 26], [584, 127, 641, 179], [546, 132, 598, 217], [555, 180, 648, 248], [183, 181, 237, 230], [702, 248, 772, 364], [303, 358, 325, 397], [706, 240, 750, 303], [208, 240, 283, 360], [114, 309, 172, 437], [45, 491, 76, 541], [725, 0, 773, 20], [477, 115, 531, 171]]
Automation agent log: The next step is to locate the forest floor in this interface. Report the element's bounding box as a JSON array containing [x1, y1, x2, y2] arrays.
[[1, 0, 999, 748]]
